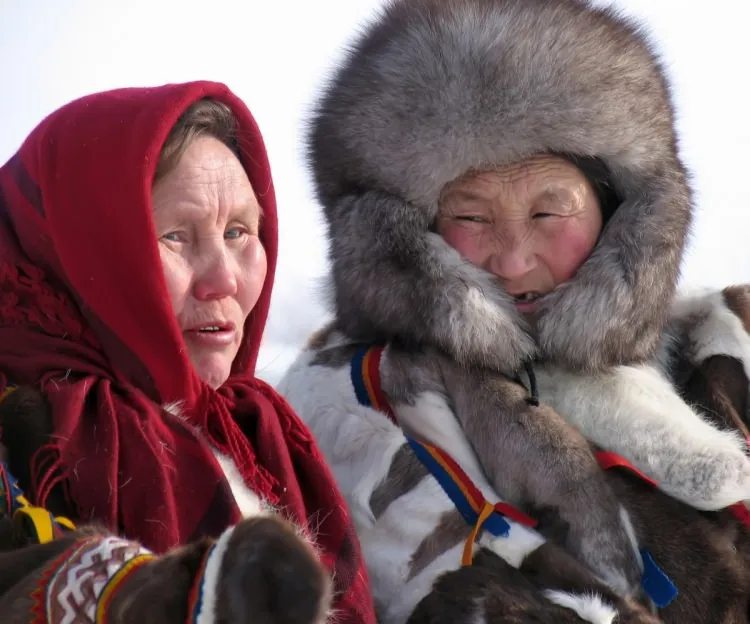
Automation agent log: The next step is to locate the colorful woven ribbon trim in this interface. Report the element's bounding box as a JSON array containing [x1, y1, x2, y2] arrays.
[[350, 345, 537, 565], [28, 535, 154, 624], [95, 553, 155, 622], [350, 345, 681, 606]]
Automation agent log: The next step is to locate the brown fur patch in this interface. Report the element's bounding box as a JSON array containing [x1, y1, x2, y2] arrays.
[[723, 285, 750, 333], [408, 510, 466, 581], [370, 443, 430, 519], [306, 320, 339, 350]]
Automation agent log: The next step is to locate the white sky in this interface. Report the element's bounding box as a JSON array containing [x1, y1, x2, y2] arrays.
[[1, 0, 748, 386]]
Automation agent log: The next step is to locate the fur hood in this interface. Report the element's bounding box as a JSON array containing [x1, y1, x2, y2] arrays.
[[309, 0, 692, 374]]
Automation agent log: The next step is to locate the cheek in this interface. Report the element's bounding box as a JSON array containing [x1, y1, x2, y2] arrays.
[[439, 223, 488, 267], [237, 238, 268, 318], [542, 221, 599, 283], [158, 247, 191, 314]]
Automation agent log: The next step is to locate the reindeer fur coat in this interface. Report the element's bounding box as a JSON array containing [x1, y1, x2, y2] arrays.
[[278, 0, 750, 622]]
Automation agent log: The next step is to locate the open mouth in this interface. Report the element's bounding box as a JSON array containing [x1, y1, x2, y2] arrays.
[[184, 322, 237, 346], [513, 292, 543, 304], [197, 325, 225, 333]]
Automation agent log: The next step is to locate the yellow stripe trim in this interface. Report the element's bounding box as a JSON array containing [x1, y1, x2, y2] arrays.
[[13, 506, 55, 544], [462, 501, 495, 566], [420, 441, 483, 513], [95, 554, 155, 622], [0, 385, 18, 403]]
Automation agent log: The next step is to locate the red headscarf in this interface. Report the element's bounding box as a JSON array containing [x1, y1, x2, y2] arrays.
[[0, 81, 375, 623]]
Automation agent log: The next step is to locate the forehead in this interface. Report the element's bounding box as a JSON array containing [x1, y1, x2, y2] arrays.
[[444, 155, 589, 198], [152, 136, 260, 219]]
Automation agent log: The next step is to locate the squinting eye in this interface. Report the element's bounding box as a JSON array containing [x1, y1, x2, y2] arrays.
[[456, 215, 489, 224], [532, 212, 556, 220]]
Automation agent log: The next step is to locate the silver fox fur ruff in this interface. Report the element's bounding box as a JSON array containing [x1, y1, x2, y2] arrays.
[[308, 0, 691, 375]]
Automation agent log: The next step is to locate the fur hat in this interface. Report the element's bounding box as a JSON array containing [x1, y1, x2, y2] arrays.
[[308, 0, 692, 373]]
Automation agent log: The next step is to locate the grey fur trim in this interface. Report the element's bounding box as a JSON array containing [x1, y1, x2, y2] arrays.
[[309, 0, 693, 372]]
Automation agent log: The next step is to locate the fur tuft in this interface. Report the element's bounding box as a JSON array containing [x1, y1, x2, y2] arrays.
[[309, 0, 692, 373]]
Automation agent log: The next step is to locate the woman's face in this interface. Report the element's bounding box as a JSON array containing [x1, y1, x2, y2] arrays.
[[152, 136, 267, 389], [437, 154, 602, 318]]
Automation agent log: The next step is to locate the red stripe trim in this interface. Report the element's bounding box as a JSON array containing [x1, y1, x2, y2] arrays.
[[729, 503, 750, 528], [595, 451, 658, 487], [598, 451, 750, 530], [492, 501, 538, 527], [365, 346, 396, 422], [424, 443, 484, 513]]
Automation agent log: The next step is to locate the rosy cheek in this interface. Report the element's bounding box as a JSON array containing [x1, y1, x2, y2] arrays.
[[544, 223, 598, 284], [239, 238, 268, 318], [439, 223, 487, 267]]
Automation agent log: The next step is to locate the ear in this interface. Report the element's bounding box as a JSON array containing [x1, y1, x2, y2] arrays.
[[215, 517, 331, 624]]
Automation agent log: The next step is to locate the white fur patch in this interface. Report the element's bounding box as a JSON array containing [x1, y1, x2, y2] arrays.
[[161, 401, 267, 517], [619, 507, 644, 574], [194, 525, 235, 624], [543, 590, 617, 624], [535, 363, 750, 509], [676, 289, 750, 380], [367, 490, 464, 624], [433, 236, 534, 368], [483, 523, 545, 569], [211, 449, 266, 518], [277, 348, 408, 528], [470, 596, 487, 624]]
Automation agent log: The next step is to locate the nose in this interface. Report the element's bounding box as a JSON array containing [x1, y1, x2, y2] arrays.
[[193, 242, 238, 301], [484, 227, 536, 281]]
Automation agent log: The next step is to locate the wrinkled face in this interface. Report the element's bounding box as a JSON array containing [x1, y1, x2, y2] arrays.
[[152, 136, 267, 389], [437, 154, 602, 317]]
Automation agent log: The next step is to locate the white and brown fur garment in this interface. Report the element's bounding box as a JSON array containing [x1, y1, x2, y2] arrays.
[[279, 286, 750, 623], [278, 0, 750, 618]]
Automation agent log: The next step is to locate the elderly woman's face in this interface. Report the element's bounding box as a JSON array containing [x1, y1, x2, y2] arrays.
[[152, 136, 267, 388], [437, 154, 602, 317]]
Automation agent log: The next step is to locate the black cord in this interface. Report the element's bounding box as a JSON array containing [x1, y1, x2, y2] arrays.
[[523, 361, 539, 407]]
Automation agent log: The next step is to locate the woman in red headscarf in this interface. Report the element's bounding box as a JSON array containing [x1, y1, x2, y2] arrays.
[[0, 81, 376, 623]]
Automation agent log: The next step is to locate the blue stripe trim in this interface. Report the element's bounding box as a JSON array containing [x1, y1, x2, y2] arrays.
[[406, 437, 510, 538], [640, 548, 678, 608], [350, 346, 372, 408]]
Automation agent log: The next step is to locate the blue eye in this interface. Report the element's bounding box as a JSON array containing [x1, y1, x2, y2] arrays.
[[225, 227, 248, 240], [162, 231, 183, 242]]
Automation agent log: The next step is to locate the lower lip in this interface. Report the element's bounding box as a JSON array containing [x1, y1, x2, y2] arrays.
[[514, 299, 540, 314], [184, 329, 236, 347]]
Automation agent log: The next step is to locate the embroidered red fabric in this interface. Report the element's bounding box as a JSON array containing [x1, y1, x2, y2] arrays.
[[0, 81, 375, 623]]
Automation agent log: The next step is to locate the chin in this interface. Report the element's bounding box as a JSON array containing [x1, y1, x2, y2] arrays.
[[193, 360, 232, 389]]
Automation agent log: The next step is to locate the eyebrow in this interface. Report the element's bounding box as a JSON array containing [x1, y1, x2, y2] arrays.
[[536, 189, 565, 201], [443, 189, 490, 203]]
